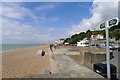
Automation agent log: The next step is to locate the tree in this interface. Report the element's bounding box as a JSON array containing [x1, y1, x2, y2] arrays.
[[86, 30, 91, 33], [64, 22, 120, 44]]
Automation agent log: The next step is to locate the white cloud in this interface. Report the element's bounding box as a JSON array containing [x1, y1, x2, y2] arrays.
[[46, 27, 55, 32], [68, 2, 118, 35], [35, 3, 60, 23], [2, 18, 59, 44], [1, 3, 39, 23], [1, 0, 119, 2], [1, 3, 62, 44], [39, 13, 60, 23], [118, 1, 120, 19], [49, 17, 60, 22], [1, 3, 60, 24], [35, 3, 58, 11]]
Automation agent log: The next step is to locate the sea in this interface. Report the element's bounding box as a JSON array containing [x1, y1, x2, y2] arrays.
[[0, 44, 43, 53]]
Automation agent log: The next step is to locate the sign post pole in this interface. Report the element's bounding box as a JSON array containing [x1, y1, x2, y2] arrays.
[[99, 17, 119, 79], [105, 26, 111, 79]]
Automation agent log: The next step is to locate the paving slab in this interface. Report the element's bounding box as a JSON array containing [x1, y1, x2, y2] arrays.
[[49, 52, 104, 78], [26, 47, 105, 78]]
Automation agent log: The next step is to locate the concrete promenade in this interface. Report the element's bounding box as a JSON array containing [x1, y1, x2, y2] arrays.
[[30, 51, 104, 78], [50, 53, 104, 78], [29, 46, 106, 78]]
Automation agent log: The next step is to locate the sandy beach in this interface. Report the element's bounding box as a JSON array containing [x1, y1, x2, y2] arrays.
[[2, 45, 52, 78]]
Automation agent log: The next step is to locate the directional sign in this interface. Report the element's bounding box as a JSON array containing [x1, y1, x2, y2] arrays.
[[108, 17, 119, 27], [99, 22, 106, 30], [99, 17, 119, 79]]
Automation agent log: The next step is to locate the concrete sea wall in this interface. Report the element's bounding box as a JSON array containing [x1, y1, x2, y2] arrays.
[[54, 46, 113, 64]]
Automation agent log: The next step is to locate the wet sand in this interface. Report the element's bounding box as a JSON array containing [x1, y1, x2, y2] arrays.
[[2, 45, 52, 78]]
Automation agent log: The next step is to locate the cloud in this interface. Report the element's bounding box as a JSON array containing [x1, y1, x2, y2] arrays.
[[2, 18, 59, 44], [1, 3, 39, 23], [46, 27, 55, 32], [118, 1, 120, 19], [1, 3, 60, 24], [35, 3, 60, 23], [68, 2, 118, 35], [1, 3, 62, 44], [49, 17, 60, 22], [35, 3, 58, 11], [39, 13, 60, 23], [1, 0, 119, 2]]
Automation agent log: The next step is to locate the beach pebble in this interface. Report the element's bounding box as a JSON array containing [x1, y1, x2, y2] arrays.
[[39, 69, 51, 74], [37, 50, 45, 56]]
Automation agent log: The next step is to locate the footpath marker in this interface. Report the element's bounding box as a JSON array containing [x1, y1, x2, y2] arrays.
[[99, 22, 106, 30], [108, 17, 119, 27], [99, 17, 119, 79]]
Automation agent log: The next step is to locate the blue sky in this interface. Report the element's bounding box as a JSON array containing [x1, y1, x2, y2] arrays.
[[12, 2, 93, 35], [1, 2, 118, 44], [35, 3, 91, 35]]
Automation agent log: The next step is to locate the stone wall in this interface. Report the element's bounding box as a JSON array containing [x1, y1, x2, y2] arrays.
[[55, 46, 106, 52], [54, 46, 114, 64], [83, 52, 113, 64]]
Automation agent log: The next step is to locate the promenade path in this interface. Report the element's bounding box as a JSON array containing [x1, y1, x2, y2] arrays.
[[30, 48, 105, 78]]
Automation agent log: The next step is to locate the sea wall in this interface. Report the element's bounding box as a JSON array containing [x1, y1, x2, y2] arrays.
[[83, 52, 113, 64], [55, 46, 106, 52], [52, 46, 113, 64]]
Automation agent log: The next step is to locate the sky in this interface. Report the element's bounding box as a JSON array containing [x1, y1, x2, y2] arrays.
[[1, 1, 119, 44]]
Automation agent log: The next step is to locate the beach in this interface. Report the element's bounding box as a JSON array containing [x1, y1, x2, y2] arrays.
[[2, 45, 52, 78]]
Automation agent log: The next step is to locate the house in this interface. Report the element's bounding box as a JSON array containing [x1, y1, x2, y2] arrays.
[[59, 39, 65, 44], [91, 34, 104, 40], [77, 34, 104, 47], [64, 42, 69, 45], [77, 38, 89, 47], [53, 39, 65, 45]]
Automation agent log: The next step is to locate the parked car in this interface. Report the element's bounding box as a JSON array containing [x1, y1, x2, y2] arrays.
[[99, 44, 117, 50], [117, 47, 120, 51], [90, 44, 100, 48], [60, 44, 65, 46], [109, 44, 116, 50], [93, 63, 117, 79]]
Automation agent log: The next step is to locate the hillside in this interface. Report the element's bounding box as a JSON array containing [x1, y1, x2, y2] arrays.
[[64, 22, 120, 44]]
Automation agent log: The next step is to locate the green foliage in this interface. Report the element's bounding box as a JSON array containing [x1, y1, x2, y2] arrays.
[[64, 22, 120, 44], [109, 22, 120, 40]]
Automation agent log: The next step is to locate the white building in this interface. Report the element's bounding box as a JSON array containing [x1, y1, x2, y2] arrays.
[[59, 39, 65, 44], [77, 38, 89, 47], [91, 34, 104, 40], [53, 39, 65, 45]]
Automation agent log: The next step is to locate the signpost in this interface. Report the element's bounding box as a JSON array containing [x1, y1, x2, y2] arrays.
[[99, 17, 119, 79], [105, 24, 111, 79], [108, 17, 119, 27], [99, 22, 106, 30]]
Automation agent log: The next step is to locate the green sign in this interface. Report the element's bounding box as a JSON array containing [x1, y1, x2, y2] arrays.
[[108, 18, 118, 27], [99, 22, 106, 29]]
